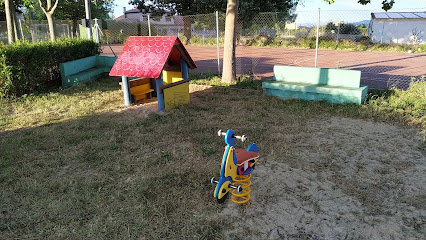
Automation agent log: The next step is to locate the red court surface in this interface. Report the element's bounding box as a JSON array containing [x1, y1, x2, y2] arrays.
[[102, 44, 426, 89]]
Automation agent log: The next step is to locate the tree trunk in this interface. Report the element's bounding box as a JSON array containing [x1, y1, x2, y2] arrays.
[[46, 13, 56, 42], [221, 0, 239, 83], [38, 0, 59, 42], [4, 0, 15, 44], [72, 19, 78, 38], [183, 16, 192, 45]]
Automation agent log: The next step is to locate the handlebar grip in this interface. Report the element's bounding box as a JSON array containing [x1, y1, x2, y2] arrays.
[[235, 135, 247, 142], [217, 129, 226, 137], [218, 130, 247, 142]]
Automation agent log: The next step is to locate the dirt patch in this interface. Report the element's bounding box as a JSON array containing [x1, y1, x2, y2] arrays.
[[111, 84, 212, 116], [220, 117, 426, 239]]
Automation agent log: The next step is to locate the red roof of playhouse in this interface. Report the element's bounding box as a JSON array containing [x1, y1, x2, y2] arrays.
[[109, 36, 196, 78]]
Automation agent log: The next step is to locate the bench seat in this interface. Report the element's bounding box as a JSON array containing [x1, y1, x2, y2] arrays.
[[262, 65, 368, 105], [264, 81, 368, 104], [66, 68, 106, 85], [60, 56, 117, 88]]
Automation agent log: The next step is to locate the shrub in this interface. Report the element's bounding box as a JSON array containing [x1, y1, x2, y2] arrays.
[[0, 38, 100, 97], [368, 76, 426, 124]]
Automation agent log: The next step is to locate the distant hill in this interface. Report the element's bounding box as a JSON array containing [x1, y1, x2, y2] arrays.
[[352, 20, 370, 26]]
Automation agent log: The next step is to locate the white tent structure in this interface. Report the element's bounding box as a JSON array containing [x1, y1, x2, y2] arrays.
[[368, 12, 426, 44]]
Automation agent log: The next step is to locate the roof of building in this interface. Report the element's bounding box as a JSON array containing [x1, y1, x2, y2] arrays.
[[116, 18, 142, 23], [371, 12, 426, 19], [125, 8, 172, 14], [126, 8, 142, 14], [115, 15, 126, 21], [109, 36, 196, 78]]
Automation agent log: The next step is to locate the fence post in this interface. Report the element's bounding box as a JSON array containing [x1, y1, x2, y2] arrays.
[[148, 15, 151, 36], [315, 8, 320, 68], [336, 23, 340, 47], [216, 11, 221, 76], [84, 0, 92, 40], [203, 27, 205, 45], [94, 18, 100, 43], [18, 18, 24, 40]]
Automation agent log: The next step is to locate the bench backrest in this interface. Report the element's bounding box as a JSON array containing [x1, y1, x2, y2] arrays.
[[60, 56, 97, 77], [273, 65, 361, 88], [95, 56, 117, 68]]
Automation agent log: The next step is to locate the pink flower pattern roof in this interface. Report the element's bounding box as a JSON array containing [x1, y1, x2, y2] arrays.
[[109, 36, 195, 78]]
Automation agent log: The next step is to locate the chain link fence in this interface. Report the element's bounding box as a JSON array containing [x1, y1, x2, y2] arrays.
[[106, 9, 422, 90], [2, 8, 425, 90], [0, 20, 75, 44]]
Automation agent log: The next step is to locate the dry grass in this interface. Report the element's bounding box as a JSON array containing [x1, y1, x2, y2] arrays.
[[0, 77, 123, 131], [0, 77, 425, 239]]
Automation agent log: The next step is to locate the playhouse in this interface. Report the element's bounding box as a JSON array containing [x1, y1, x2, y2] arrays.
[[109, 36, 197, 110]]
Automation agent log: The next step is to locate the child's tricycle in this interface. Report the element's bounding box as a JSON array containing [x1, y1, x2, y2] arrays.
[[211, 129, 259, 204]]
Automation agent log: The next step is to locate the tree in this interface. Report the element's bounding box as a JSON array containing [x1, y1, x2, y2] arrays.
[[129, 0, 225, 44], [27, 0, 113, 38], [221, 0, 396, 83], [54, 0, 113, 38], [37, 0, 59, 42], [325, 22, 361, 35], [128, 0, 396, 82], [4, 0, 15, 43], [324, 0, 395, 11], [128, 0, 296, 44], [239, 0, 297, 29], [222, 0, 298, 82], [1, 0, 35, 43], [222, 0, 238, 83], [340, 23, 361, 35], [128, 0, 177, 16]]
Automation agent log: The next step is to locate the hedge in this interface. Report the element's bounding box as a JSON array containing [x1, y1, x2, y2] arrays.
[[0, 38, 101, 97]]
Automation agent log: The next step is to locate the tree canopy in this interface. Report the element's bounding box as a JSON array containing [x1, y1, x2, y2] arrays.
[[324, 0, 395, 11], [129, 0, 298, 22], [128, 0, 225, 16], [27, 0, 113, 21], [325, 22, 361, 35]]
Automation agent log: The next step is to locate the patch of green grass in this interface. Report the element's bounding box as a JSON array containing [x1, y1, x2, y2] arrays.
[[366, 76, 426, 128], [190, 73, 263, 90], [190, 72, 223, 86]]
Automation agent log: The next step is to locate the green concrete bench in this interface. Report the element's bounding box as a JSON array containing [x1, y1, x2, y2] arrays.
[[60, 56, 117, 88], [262, 65, 368, 104]]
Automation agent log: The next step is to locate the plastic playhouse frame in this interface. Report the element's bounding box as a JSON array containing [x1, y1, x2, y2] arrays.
[[109, 36, 197, 111]]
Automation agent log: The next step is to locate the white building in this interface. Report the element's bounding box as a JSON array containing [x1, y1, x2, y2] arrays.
[[115, 8, 186, 36], [116, 7, 181, 26], [368, 12, 426, 44]]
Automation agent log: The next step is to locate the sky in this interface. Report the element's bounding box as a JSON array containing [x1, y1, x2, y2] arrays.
[[297, 0, 426, 11], [111, 0, 426, 23], [111, 0, 137, 18], [296, 0, 426, 25]]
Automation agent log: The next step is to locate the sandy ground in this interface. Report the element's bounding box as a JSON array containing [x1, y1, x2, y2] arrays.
[[220, 117, 426, 239], [117, 85, 425, 239], [112, 84, 214, 115]]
